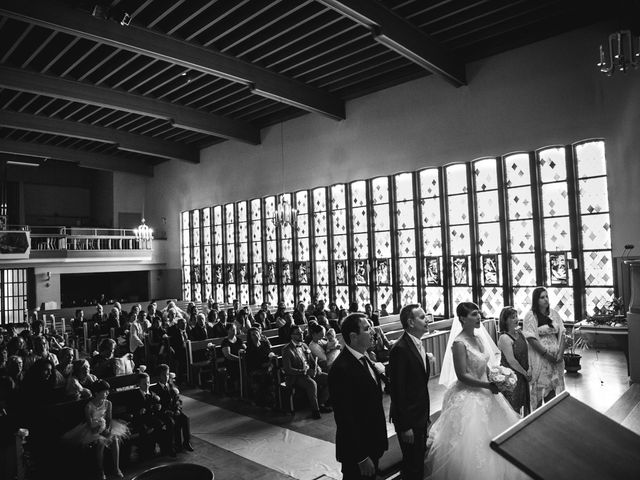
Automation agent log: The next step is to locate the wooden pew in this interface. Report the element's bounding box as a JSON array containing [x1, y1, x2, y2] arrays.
[[185, 338, 225, 387]]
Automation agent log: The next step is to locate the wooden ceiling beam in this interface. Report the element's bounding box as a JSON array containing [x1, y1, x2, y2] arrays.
[[317, 0, 466, 86], [0, 0, 345, 120], [0, 110, 199, 163], [0, 66, 260, 144], [0, 139, 154, 176]]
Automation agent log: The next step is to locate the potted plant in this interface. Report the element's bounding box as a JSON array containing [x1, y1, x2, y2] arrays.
[[563, 324, 589, 373]]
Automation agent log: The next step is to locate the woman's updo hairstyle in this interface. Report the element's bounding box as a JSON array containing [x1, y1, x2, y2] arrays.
[[456, 302, 479, 323]]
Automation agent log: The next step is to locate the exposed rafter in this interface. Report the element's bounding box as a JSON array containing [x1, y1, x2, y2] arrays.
[[0, 111, 199, 164], [316, 0, 466, 87], [0, 66, 260, 144], [0, 0, 346, 120], [0, 139, 154, 176]]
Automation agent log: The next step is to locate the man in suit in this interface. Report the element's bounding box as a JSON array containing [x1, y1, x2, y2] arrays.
[[328, 313, 388, 479], [389, 303, 433, 480]]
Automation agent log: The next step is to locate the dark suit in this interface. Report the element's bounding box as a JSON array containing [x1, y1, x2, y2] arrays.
[[329, 348, 388, 479], [150, 381, 190, 452], [389, 332, 431, 480]]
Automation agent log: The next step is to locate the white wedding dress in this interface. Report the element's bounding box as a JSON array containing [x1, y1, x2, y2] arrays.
[[426, 334, 529, 480]]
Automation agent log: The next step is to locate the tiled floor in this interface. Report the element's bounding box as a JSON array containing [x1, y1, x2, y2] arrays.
[[120, 348, 630, 480]]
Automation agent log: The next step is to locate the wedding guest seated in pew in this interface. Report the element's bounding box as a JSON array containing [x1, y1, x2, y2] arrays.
[[19, 358, 61, 406], [66, 359, 97, 400], [5, 356, 23, 388], [308, 323, 328, 372], [324, 328, 341, 370], [206, 301, 219, 325], [151, 364, 193, 454], [221, 324, 246, 393], [293, 302, 308, 326], [189, 314, 208, 341], [253, 309, 269, 331], [278, 313, 295, 344], [56, 347, 75, 378], [245, 327, 276, 407], [380, 303, 390, 317], [24, 335, 59, 372], [104, 307, 121, 337], [6, 336, 27, 360], [274, 301, 287, 327], [207, 311, 227, 339], [167, 318, 189, 384], [314, 300, 329, 320], [131, 372, 169, 458], [129, 311, 145, 367], [234, 309, 252, 334], [282, 326, 331, 420], [259, 302, 275, 328], [71, 308, 85, 338], [92, 338, 118, 379], [147, 316, 165, 371]]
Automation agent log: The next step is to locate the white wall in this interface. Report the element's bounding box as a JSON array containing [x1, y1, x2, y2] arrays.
[[141, 22, 640, 270], [113, 172, 147, 228]]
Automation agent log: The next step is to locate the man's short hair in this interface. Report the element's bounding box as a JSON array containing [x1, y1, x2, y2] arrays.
[[341, 313, 367, 345], [400, 304, 421, 329]]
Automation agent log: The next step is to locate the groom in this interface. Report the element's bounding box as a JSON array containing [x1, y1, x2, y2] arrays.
[[389, 303, 433, 480]]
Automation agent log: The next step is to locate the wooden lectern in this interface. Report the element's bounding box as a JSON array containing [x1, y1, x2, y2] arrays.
[[490, 391, 640, 480]]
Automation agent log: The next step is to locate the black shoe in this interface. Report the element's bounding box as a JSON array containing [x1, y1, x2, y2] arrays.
[[319, 405, 333, 413], [183, 441, 194, 452], [311, 410, 321, 419]]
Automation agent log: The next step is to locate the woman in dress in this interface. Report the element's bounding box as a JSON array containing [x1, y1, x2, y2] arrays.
[[497, 307, 531, 416], [63, 379, 129, 479], [523, 287, 565, 410], [426, 302, 528, 480], [245, 327, 276, 407], [65, 359, 97, 400], [221, 324, 246, 393]]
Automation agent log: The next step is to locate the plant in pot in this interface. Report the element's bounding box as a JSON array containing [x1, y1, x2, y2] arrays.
[[564, 324, 589, 373]]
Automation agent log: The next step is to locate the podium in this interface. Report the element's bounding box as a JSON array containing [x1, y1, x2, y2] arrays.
[[490, 391, 640, 480]]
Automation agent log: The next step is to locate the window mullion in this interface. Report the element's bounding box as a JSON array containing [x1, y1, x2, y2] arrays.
[[439, 167, 452, 318]]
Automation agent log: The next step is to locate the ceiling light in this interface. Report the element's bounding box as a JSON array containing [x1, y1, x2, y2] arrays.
[[6, 160, 39, 167]]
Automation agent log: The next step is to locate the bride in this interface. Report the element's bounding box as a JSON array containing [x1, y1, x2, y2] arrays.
[[426, 302, 529, 480]]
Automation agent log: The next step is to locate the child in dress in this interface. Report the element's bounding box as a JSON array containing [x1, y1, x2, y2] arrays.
[[324, 328, 341, 369], [63, 380, 129, 479]]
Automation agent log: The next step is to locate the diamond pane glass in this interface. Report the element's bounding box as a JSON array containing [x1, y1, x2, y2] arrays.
[[253, 286, 263, 305], [267, 285, 278, 305], [507, 186, 534, 220], [399, 258, 417, 285], [282, 239, 293, 261], [352, 207, 368, 233], [226, 284, 236, 302], [476, 191, 500, 222], [579, 177, 609, 214], [544, 217, 572, 250], [375, 232, 392, 258], [238, 245, 248, 263], [204, 283, 212, 300], [203, 227, 211, 246], [237, 202, 247, 222], [376, 286, 394, 313], [513, 286, 535, 312], [240, 284, 249, 304], [477, 223, 501, 254], [583, 251, 613, 286], [297, 238, 310, 261], [474, 159, 498, 191], [202, 208, 210, 226], [281, 222, 292, 240], [351, 181, 367, 206], [421, 197, 441, 227], [581, 214, 612, 250], [333, 235, 348, 260], [372, 177, 389, 204], [296, 191, 308, 211], [511, 253, 537, 285], [314, 237, 328, 260], [252, 263, 262, 284], [313, 188, 326, 211], [296, 214, 309, 237], [265, 221, 276, 241], [249, 221, 261, 242], [505, 153, 531, 187], [373, 205, 390, 230], [353, 233, 369, 259], [538, 147, 567, 182], [449, 225, 470, 255], [251, 199, 261, 220], [224, 204, 233, 224], [225, 245, 234, 263], [331, 184, 346, 210], [225, 222, 234, 242], [264, 196, 276, 217], [215, 245, 223, 263], [316, 286, 330, 303], [398, 230, 416, 257], [335, 286, 349, 309], [400, 287, 418, 305], [509, 220, 535, 253], [332, 209, 347, 233], [216, 284, 224, 302], [548, 287, 573, 320], [238, 222, 247, 241], [585, 287, 615, 315], [214, 206, 222, 225], [192, 228, 200, 247], [314, 212, 327, 235], [481, 287, 503, 318], [423, 228, 443, 255], [575, 141, 606, 178], [266, 240, 277, 262], [356, 287, 371, 306], [395, 201, 415, 229], [420, 169, 440, 198], [283, 286, 294, 308], [447, 195, 469, 225], [395, 173, 414, 201], [181, 212, 189, 230], [423, 287, 445, 315], [193, 285, 201, 302], [452, 287, 473, 308], [446, 164, 468, 194], [541, 183, 569, 217]]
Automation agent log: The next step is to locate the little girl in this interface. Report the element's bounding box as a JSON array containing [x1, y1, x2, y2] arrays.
[[324, 328, 341, 369], [63, 380, 129, 479]]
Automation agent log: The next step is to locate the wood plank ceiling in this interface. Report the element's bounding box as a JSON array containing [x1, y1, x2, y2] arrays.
[[0, 0, 618, 175]]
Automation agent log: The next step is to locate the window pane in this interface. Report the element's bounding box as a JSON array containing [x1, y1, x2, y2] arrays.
[[507, 186, 534, 220], [504, 153, 531, 188], [581, 213, 612, 250], [420, 169, 440, 198], [395, 173, 414, 201], [575, 140, 606, 178], [473, 158, 498, 191], [446, 164, 468, 194], [538, 147, 567, 182], [578, 177, 609, 214]]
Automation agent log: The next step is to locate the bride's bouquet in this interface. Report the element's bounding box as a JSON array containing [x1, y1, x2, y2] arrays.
[[488, 365, 518, 392]]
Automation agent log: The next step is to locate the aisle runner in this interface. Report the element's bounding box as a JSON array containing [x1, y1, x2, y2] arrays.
[[182, 396, 341, 480]]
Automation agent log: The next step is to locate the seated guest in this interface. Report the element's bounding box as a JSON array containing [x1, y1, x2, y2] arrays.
[[24, 335, 59, 372], [293, 302, 308, 326], [104, 307, 120, 336], [6, 337, 27, 360], [5, 355, 24, 387], [326, 302, 339, 321], [314, 300, 329, 319], [278, 313, 295, 344], [379, 304, 390, 317], [91, 304, 107, 333], [259, 302, 275, 328], [364, 303, 374, 319], [348, 302, 360, 314], [129, 313, 145, 366], [274, 301, 287, 327], [167, 318, 189, 383], [56, 347, 75, 378], [71, 309, 85, 338], [245, 327, 276, 407], [308, 323, 328, 372], [324, 328, 341, 369], [207, 311, 227, 339], [206, 301, 219, 325], [151, 364, 193, 454], [91, 338, 118, 379], [131, 372, 168, 458], [253, 310, 269, 330], [221, 324, 246, 392], [147, 316, 165, 370], [65, 359, 96, 400], [234, 309, 252, 334], [282, 326, 332, 419], [19, 358, 59, 407], [189, 314, 208, 341], [147, 302, 162, 326]]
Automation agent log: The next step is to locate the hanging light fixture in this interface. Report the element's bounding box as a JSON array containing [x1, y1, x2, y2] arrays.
[[273, 122, 298, 228], [134, 194, 153, 246], [597, 29, 639, 75]]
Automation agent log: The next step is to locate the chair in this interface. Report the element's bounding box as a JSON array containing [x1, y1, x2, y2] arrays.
[[131, 463, 214, 480]]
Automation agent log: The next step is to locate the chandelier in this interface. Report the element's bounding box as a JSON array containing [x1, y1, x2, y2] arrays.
[[273, 122, 298, 228], [135, 218, 153, 243], [598, 30, 639, 75]]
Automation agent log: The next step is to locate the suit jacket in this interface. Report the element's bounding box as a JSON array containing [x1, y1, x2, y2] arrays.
[[389, 332, 430, 432], [282, 342, 318, 387], [328, 348, 388, 464], [150, 381, 181, 413]]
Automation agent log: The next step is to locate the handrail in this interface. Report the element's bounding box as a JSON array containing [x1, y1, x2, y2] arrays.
[[25, 226, 152, 252]]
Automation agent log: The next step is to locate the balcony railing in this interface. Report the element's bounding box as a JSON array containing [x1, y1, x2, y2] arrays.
[[11, 226, 153, 252]]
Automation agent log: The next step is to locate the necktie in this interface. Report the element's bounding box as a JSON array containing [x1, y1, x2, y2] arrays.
[[360, 356, 377, 382]]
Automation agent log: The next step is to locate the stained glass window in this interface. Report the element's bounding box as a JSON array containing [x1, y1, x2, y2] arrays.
[[181, 211, 191, 301], [202, 207, 212, 302], [394, 173, 418, 306], [330, 184, 350, 308], [295, 191, 311, 304], [264, 196, 278, 306], [473, 159, 503, 317], [250, 199, 263, 305], [538, 147, 574, 319], [312, 187, 330, 304], [575, 140, 614, 315], [213, 206, 224, 302], [372, 176, 394, 312], [236, 201, 249, 305], [190, 209, 202, 302], [224, 203, 236, 303], [446, 164, 473, 309], [350, 181, 370, 307], [419, 168, 444, 315]]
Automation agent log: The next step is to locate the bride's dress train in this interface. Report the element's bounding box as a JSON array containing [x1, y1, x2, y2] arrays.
[[426, 336, 529, 480]]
